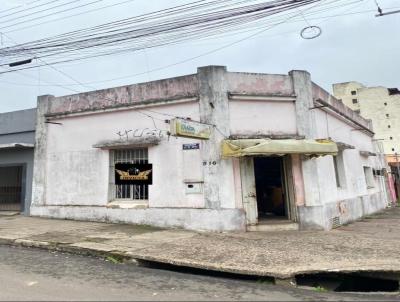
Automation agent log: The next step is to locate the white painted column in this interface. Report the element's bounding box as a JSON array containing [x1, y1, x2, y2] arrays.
[[290, 70, 321, 206], [197, 66, 236, 209], [31, 94, 54, 207]]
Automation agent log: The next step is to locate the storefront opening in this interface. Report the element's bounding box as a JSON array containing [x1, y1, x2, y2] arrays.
[[254, 157, 287, 220], [0, 166, 23, 211]]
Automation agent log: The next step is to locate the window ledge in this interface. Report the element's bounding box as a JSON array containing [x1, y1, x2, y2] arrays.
[[107, 200, 148, 209]]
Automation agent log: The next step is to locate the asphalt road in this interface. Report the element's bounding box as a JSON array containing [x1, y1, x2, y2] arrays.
[[0, 245, 398, 301]]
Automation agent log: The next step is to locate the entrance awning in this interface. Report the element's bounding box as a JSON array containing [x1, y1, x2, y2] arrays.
[[221, 139, 338, 157]]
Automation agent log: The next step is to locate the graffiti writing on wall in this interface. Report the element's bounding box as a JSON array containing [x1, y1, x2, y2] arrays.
[[116, 128, 168, 140]]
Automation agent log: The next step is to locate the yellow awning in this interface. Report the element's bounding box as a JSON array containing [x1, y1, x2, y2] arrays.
[[221, 139, 338, 157]]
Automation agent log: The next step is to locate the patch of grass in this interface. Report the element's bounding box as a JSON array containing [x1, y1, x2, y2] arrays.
[[314, 286, 327, 292], [105, 255, 124, 264], [257, 278, 273, 284]]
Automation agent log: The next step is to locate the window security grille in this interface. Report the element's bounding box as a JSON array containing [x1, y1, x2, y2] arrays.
[[110, 149, 148, 201], [331, 216, 341, 229], [0, 166, 22, 211]]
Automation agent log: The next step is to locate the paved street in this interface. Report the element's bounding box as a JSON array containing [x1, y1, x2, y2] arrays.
[[1, 245, 399, 301]]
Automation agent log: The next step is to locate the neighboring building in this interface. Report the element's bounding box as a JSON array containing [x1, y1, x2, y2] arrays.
[[30, 66, 391, 232], [0, 108, 36, 213], [333, 82, 400, 198]]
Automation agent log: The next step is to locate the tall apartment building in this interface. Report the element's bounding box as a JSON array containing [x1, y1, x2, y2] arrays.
[[333, 81, 400, 197]]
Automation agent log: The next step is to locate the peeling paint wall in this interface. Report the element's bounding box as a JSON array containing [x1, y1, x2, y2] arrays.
[[31, 68, 246, 231], [313, 108, 379, 205], [30, 206, 246, 232], [295, 75, 387, 230], [229, 100, 297, 136], [228, 72, 293, 96], [48, 75, 199, 115], [312, 83, 372, 131], [45, 101, 205, 208], [299, 118, 385, 229]]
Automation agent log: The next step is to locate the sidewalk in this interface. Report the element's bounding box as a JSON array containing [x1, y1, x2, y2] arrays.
[[0, 207, 399, 280]]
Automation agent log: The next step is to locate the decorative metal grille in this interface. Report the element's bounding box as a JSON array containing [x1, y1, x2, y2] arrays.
[[331, 216, 341, 229], [110, 149, 148, 201]]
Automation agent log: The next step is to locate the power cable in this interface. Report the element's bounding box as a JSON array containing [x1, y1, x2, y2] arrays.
[[0, 0, 378, 87], [0, 0, 66, 20], [5, 0, 137, 34], [0, 1, 341, 76], [0, 0, 47, 15], [0, 0, 106, 31], [0, 0, 327, 69], [0, 32, 86, 93]]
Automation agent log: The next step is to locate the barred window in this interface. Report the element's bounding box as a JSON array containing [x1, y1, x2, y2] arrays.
[[110, 149, 148, 201]]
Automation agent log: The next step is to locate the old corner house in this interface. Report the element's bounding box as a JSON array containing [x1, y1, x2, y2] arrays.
[[27, 66, 393, 232]]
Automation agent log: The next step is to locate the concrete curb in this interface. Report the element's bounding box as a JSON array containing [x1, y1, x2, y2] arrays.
[[0, 236, 287, 281], [3, 236, 400, 285], [0, 237, 132, 263]]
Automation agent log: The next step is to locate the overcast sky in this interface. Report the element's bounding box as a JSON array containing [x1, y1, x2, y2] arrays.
[[0, 0, 399, 113]]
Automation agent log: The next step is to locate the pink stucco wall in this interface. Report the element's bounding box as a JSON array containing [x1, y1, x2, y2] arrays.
[[229, 100, 297, 136], [228, 72, 294, 96], [45, 101, 206, 208], [312, 83, 372, 131], [48, 74, 199, 115]]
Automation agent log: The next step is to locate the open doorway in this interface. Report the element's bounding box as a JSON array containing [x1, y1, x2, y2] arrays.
[[254, 157, 287, 221], [0, 166, 23, 211]]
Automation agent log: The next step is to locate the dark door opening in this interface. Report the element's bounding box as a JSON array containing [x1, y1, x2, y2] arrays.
[[0, 166, 23, 211], [254, 157, 287, 220]]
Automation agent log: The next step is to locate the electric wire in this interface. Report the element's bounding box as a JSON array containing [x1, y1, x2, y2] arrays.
[[0, 0, 107, 31], [0, 32, 89, 93], [0, 0, 378, 86], [0, 0, 50, 15], [0, 0, 71, 21], [4, 0, 137, 34], [0, 0, 344, 70]]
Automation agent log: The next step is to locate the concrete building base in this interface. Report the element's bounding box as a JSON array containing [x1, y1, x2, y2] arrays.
[[298, 192, 388, 230], [30, 206, 246, 232]]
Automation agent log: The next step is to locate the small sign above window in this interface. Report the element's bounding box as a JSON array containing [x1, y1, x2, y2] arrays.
[[183, 143, 200, 150], [115, 163, 153, 185]]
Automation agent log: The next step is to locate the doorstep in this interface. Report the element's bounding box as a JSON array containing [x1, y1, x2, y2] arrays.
[[247, 220, 299, 232], [0, 211, 20, 217]]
